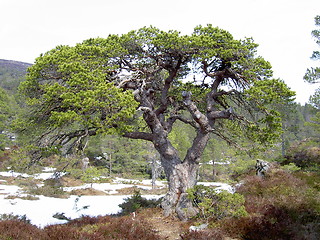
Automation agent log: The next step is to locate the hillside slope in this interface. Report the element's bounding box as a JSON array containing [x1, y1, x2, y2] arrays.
[[0, 59, 32, 93]]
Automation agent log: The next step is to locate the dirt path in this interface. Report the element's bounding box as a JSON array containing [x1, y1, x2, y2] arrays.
[[138, 208, 190, 240]]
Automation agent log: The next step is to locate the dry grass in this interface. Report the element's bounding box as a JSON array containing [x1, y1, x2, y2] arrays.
[[60, 176, 84, 187], [5, 194, 39, 200], [116, 186, 167, 195], [70, 188, 107, 196]]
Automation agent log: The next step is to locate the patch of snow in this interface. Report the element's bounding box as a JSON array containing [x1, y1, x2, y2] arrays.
[[189, 223, 208, 232], [0, 171, 30, 178], [42, 167, 57, 172], [215, 161, 230, 165], [0, 174, 164, 227], [0, 170, 66, 180], [0, 185, 23, 195], [0, 169, 234, 228], [113, 178, 167, 188], [204, 160, 230, 165], [33, 172, 56, 180], [113, 177, 142, 184], [33, 172, 66, 180], [140, 179, 166, 187], [0, 193, 162, 228], [197, 182, 234, 193]]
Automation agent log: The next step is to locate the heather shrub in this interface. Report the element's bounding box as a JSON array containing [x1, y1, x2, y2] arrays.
[[294, 171, 320, 191], [187, 185, 248, 221], [118, 190, 161, 215], [66, 215, 105, 227], [227, 205, 319, 239], [95, 216, 160, 240], [44, 224, 102, 240], [0, 219, 46, 240], [237, 170, 319, 212], [180, 228, 224, 240], [230, 170, 320, 239], [45, 216, 113, 239], [65, 214, 161, 239], [219, 207, 295, 240]]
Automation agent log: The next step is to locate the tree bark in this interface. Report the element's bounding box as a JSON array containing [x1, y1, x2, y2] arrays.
[[152, 128, 210, 220], [160, 156, 200, 220]]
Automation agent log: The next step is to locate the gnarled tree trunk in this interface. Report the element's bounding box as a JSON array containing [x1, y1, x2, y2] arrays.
[[152, 127, 210, 220], [160, 156, 200, 220]]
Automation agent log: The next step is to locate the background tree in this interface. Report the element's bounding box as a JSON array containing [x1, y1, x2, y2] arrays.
[[280, 15, 320, 170], [86, 135, 156, 179], [19, 25, 295, 220], [0, 60, 29, 150], [304, 15, 320, 131], [0, 88, 12, 149]]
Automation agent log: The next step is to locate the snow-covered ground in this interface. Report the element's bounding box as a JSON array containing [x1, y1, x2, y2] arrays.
[[0, 187, 160, 228], [198, 181, 235, 193], [0, 169, 233, 228]]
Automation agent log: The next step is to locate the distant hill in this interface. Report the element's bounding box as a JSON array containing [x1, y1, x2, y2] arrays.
[[0, 59, 32, 93]]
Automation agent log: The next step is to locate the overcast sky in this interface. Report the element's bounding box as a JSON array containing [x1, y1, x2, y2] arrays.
[[1, 0, 319, 104]]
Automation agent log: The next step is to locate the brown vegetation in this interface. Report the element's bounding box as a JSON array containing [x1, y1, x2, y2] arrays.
[[70, 188, 107, 196], [219, 170, 320, 239], [0, 169, 319, 239], [0, 212, 164, 240]]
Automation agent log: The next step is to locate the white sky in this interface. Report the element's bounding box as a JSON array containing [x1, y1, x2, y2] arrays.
[[1, 0, 319, 104]]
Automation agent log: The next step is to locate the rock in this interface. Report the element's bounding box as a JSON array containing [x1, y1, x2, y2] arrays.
[[52, 212, 71, 221], [255, 159, 270, 177], [189, 223, 208, 231]]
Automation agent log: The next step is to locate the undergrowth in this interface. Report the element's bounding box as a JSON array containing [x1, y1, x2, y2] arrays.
[[185, 169, 319, 239], [0, 215, 161, 240], [219, 170, 320, 239], [0, 170, 319, 239], [187, 185, 248, 221], [118, 190, 161, 215]]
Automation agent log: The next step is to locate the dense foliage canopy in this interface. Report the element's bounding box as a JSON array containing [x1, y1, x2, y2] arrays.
[[19, 25, 295, 156], [18, 25, 296, 219]]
